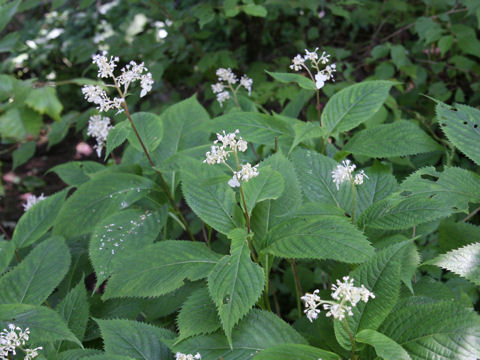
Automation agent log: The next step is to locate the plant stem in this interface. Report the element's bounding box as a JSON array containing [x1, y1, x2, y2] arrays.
[[343, 317, 356, 359], [351, 181, 356, 223], [315, 90, 322, 126], [239, 185, 251, 233], [462, 206, 480, 223], [290, 258, 303, 318], [263, 255, 272, 312]]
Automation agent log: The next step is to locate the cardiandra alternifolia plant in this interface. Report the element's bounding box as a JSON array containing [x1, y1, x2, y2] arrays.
[[1, 48, 480, 360]]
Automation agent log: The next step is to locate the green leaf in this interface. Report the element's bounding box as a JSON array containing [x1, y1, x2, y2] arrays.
[[12, 141, 36, 169], [125, 112, 163, 153], [174, 309, 307, 359], [25, 86, 63, 121], [281, 89, 314, 118], [82, 355, 136, 360], [104, 241, 221, 299], [424, 242, 480, 286], [289, 121, 326, 154], [181, 157, 243, 235], [105, 123, 128, 157], [12, 189, 67, 248], [49, 161, 104, 186], [0, 0, 20, 33], [356, 329, 411, 360], [56, 279, 89, 345], [344, 120, 440, 157], [193, 3, 215, 28], [96, 319, 175, 360], [0, 304, 81, 346], [436, 102, 480, 165], [323, 80, 394, 135], [0, 108, 26, 140], [0, 236, 70, 305], [57, 349, 102, 360], [208, 228, 265, 346], [254, 344, 340, 360], [265, 71, 316, 90], [263, 215, 374, 263], [177, 287, 220, 341], [89, 208, 163, 288], [0, 240, 14, 274], [242, 4, 267, 17], [334, 241, 409, 350], [380, 300, 480, 359], [439, 219, 480, 252], [242, 166, 284, 215], [53, 173, 154, 238]]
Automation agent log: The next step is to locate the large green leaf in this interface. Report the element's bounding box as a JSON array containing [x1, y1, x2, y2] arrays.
[[49, 161, 104, 186], [334, 241, 409, 349], [56, 280, 89, 344], [181, 157, 243, 235], [54, 173, 154, 238], [424, 242, 480, 286], [265, 70, 316, 90], [103, 241, 221, 299], [344, 120, 441, 157], [0, 240, 14, 274], [0, 0, 21, 33], [177, 287, 220, 341], [174, 309, 307, 359], [323, 80, 394, 135], [12, 189, 68, 248], [254, 344, 340, 360], [263, 215, 374, 263], [356, 329, 411, 360], [436, 102, 480, 165], [96, 319, 175, 360], [242, 166, 284, 215], [438, 219, 480, 252], [0, 304, 81, 346], [25, 86, 63, 121], [0, 236, 70, 305], [380, 299, 480, 359], [208, 228, 265, 346], [89, 208, 163, 288], [57, 349, 103, 360]]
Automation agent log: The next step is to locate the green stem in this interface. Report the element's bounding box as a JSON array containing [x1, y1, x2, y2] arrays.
[[344, 317, 356, 358], [351, 180, 356, 223], [263, 255, 272, 312], [290, 259, 303, 318]]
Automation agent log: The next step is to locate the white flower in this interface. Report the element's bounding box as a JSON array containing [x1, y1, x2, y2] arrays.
[[140, 73, 154, 97], [331, 276, 375, 306], [87, 115, 112, 157], [175, 352, 201, 360], [23, 194, 46, 212], [0, 324, 41, 360], [228, 174, 241, 188], [92, 51, 119, 78], [81, 85, 124, 113], [315, 72, 328, 89], [323, 303, 353, 321], [301, 290, 321, 322], [240, 75, 253, 96], [211, 83, 224, 94], [324, 63, 336, 79], [353, 170, 368, 186], [216, 68, 237, 84], [216, 91, 230, 107], [236, 138, 248, 152], [331, 159, 356, 190], [24, 347, 43, 360], [204, 145, 229, 165], [304, 47, 319, 61], [214, 129, 239, 149], [234, 163, 259, 182], [290, 54, 305, 71], [319, 51, 331, 64]]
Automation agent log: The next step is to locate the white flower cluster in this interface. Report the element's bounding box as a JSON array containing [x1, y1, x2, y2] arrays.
[[22, 194, 46, 212], [331, 159, 368, 190], [211, 68, 253, 107], [301, 276, 375, 322], [82, 51, 154, 112], [87, 115, 113, 157], [203, 130, 259, 188], [175, 352, 201, 360], [290, 48, 336, 90], [0, 324, 42, 360]]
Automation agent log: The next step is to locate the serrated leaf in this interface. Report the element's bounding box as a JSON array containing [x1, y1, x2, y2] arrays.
[[263, 215, 374, 263], [181, 157, 243, 235], [49, 161, 104, 186], [177, 287, 220, 340], [265, 70, 316, 90], [242, 166, 284, 215], [439, 219, 480, 252], [323, 80, 394, 135], [82, 355, 136, 360], [208, 228, 264, 346], [123, 112, 163, 154], [104, 241, 221, 299], [344, 120, 441, 157], [53, 173, 154, 238], [437, 102, 480, 165], [358, 193, 452, 230], [424, 242, 480, 286], [0, 236, 70, 305], [380, 300, 480, 359], [105, 123, 128, 157], [57, 349, 102, 360], [56, 280, 89, 345], [12, 189, 67, 248], [356, 329, 411, 360], [254, 344, 340, 360], [334, 241, 409, 350], [96, 319, 175, 360], [0, 304, 81, 346], [174, 309, 307, 359], [25, 86, 63, 121], [289, 121, 326, 154], [89, 208, 163, 288]]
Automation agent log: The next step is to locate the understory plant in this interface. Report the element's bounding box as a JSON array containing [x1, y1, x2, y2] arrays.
[[1, 45, 480, 360]]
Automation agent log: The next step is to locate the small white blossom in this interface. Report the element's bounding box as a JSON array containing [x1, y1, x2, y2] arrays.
[[24, 347, 43, 360], [331, 159, 367, 190], [353, 170, 368, 186], [216, 91, 230, 107], [240, 75, 253, 96], [228, 174, 241, 188], [304, 47, 319, 61], [22, 194, 46, 212], [87, 115, 113, 157], [92, 51, 119, 78], [319, 51, 331, 64], [236, 138, 248, 152], [301, 289, 322, 322], [289, 48, 335, 89], [315, 72, 328, 89], [234, 163, 259, 182], [0, 324, 42, 360], [214, 129, 239, 149], [204, 145, 229, 165], [212, 69, 252, 106], [211, 83, 224, 94], [290, 54, 305, 71], [175, 352, 201, 360], [323, 303, 353, 321], [140, 73, 154, 97], [216, 68, 237, 84]]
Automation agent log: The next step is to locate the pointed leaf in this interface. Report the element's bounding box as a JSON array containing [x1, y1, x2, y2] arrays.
[[25, 86, 63, 121], [323, 81, 394, 135], [121, 112, 163, 153], [104, 241, 221, 299], [254, 344, 340, 360], [208, 228, 265, 345], [0, 236, 71, 305], [356, 329, 411, 360], [56, 280, 89, 343], [265, 70, 316, 90], [243, 166, 284, 215]]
